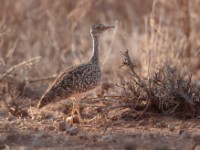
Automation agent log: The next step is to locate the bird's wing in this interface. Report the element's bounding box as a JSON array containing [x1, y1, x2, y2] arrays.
[[44, 65, 77, 94], [37, 65, 78, 108]]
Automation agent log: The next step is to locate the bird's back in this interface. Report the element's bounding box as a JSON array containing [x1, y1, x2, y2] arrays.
[[37, 61, 101, 108]]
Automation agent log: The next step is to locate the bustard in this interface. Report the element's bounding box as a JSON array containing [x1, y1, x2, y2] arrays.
[[37, 24, 114, 125]]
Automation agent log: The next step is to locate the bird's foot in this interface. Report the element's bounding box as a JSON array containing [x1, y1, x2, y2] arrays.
[[69, 97, 82, 126], [69, 114, 82, 126]]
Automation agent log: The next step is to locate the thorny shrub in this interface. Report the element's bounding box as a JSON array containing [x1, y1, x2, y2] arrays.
[[121, 50, 200, 118]]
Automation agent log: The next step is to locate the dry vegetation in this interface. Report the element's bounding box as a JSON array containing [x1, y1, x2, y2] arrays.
[[0, 0, 200, 149]]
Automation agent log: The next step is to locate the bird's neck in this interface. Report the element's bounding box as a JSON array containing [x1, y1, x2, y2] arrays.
[[90, 35, 99, 63]]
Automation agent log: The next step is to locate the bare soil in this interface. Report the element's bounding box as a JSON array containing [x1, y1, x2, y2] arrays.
[[1, 105, 200, 150]]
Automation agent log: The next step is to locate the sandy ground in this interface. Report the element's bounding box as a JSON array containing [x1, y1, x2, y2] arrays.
[[1, 106, 200, 150]]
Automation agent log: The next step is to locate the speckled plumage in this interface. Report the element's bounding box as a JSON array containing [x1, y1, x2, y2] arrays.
[[37, 61, 101, 108], [37, 24, 114, 109]]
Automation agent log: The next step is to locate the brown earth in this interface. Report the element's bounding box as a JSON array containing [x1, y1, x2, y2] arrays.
[[1, 101, 200, 150]]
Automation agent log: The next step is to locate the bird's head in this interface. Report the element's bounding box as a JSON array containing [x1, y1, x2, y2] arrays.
[[90, 24, 114, 36]]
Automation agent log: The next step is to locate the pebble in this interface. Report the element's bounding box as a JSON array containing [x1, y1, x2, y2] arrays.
[[66, 126, 79, 136], [179, 129, 191, 139], [101, 134, 113, 142]]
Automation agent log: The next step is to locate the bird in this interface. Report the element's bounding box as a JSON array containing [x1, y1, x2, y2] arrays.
[[37, 24, 114, 125]]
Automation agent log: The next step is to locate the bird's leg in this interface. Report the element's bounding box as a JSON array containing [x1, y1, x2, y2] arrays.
[[69, 97, 82, 126]]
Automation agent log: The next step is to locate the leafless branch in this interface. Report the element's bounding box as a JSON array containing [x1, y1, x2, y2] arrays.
[[0, 56, 41, 80]]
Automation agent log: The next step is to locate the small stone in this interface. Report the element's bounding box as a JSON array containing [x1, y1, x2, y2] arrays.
[[179, 129, 191, 139], [101, 134, 113, 142], [66, 126, 79, 136]]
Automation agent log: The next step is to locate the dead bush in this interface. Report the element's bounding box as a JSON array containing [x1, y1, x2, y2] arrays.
[[120, 50, 200, 118]]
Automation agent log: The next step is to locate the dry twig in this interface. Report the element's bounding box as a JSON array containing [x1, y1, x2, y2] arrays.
[[0, 56, 41, 80]]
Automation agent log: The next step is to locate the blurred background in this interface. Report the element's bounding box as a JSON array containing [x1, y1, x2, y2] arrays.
[[0, 0, 200, 97]]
